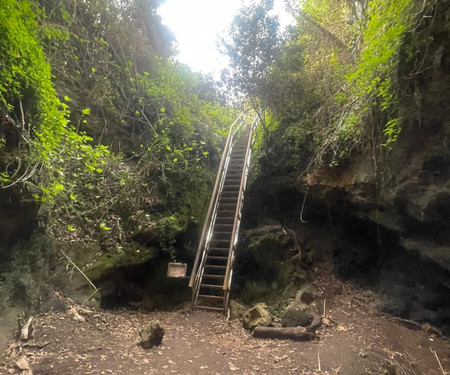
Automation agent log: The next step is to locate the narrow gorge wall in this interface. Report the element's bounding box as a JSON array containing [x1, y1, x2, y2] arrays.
[[242, 5, 450, 332], [305, 11, 449, 330]]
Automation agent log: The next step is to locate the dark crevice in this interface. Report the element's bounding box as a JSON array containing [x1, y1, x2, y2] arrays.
[[97, 256, 190, 311]]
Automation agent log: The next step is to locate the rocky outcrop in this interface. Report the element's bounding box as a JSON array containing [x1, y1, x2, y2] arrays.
[[239, 3, 450, 333], [242, 303, 272, 330], [297, 8, 450, 331], [233, 226, 310, 305], [53, 241, 161, 307]]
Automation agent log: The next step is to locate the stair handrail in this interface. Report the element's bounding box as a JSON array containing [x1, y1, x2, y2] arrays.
[[223, 117, 259, 295], [189, 112, 245, 290]]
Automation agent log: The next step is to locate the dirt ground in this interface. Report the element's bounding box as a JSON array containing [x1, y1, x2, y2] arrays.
[[1, 264, 449, 375]]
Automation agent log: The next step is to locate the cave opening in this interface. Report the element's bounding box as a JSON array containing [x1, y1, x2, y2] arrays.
[[97, 256, 190, 311]]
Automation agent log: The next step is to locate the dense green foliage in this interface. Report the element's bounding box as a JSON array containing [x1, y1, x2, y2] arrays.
[[284, 0, 418, 163], [0, 0, 106, 198], [0, 0, 233, 264], [347, 0, 416, 147], [224, 0, 421, 175]]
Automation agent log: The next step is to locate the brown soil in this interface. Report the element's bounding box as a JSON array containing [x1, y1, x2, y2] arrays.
[[1, 264, 449, 375]]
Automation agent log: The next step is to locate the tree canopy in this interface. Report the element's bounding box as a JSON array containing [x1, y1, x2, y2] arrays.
[[220, 0, 281, 103]]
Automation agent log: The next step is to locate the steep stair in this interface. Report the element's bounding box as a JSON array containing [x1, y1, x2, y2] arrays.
[[189, 115, 256, 313]]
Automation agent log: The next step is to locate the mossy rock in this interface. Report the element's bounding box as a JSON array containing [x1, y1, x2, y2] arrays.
[[229, 299, 248, 319], [280, 302, 313, 327], [85, 245, 159, 281], [56, 242, 159, 304], [245, 225, 291, 274], [242, 303, 272, 331], [240, 257, 299, 305], [238, 225, 299, 304]]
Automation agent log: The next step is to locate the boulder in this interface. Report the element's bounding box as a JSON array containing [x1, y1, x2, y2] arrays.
[[139, 320, 165, 349], [229, 300, 247, 319], [280, 302, 313, 327], [242, 303, 272, 331]]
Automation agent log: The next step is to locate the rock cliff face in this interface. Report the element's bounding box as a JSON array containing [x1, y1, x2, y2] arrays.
[[242, 6, 449, 332], [301, 110, 450, 329], [302, 10, 449, 331]]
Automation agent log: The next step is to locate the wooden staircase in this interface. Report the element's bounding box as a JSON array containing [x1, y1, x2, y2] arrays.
[[189, 114, 256, 313]]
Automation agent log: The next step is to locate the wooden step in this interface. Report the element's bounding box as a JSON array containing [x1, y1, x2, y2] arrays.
[[200, 284, 223, 289], [227, 168, 242, 172], [216, 212, 236, 216], [220, 191, 239, 198], [198, 294, 224, 300], [223, 191, 240, 199], [219, 198, 238, 203], [217, 204, 236, 209], [213, 230, 233, 235], [207, 256, 228, 261], [219, 198, 237, 204], [204, 264, 227, 270], [214, 224, 233, 230], [217, 206, 236, 212], [209, 247, 230, 253], [216, 210, 235, 217], [210, 238, 230, 245], [210, 238, 230, 243], [203, 274, 225, 279], [196, 305, 224, 312], [222, 185, 240, 190], [215, 215, 234, 222], [221, 195, 238, 200], [217, 204, 236, 210], [210, 243, 230, 250], [218, 203, 237, 208], [209, 247, 229, 252], [228, 165, 244, 170]]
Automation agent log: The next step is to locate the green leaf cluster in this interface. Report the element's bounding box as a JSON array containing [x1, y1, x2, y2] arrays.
[[344, 0, 416, 147], [1, 0, 233, 261], [0, 0, 109, 201], [254, 0, 419, 174]]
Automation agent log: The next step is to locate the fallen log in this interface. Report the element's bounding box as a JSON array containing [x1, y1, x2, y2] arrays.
[[253, 326, 317, 341]]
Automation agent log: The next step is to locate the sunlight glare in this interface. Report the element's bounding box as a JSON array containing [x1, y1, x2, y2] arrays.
[[157, 0, 293, 78]]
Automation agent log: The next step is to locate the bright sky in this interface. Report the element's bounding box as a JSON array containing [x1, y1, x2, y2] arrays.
[[157, 0, 293, 79]]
